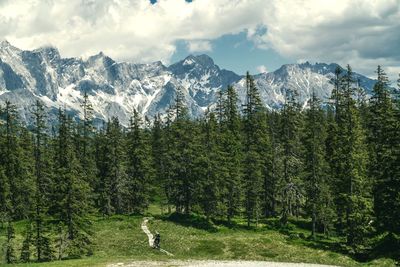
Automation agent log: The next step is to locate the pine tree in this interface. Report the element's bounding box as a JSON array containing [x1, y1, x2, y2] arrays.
[[96, 118, 125, 215], [263, 111, 282, 217], [215, 90, 225, 125], [0, 105, 8, 221], [53, 109, 92, 258], [108, 117, 126, 214], [0, 101, 21, 218], [152, 113, 177, 213], [337, 66, 373, 252], [81, 92, 94, 160], [332, 67, 344, 116], [279, 89, 303, 225], [168, 88, 198, 214], [256, 110, 272, 221], [326, 69, 345, 233], [322, 107, 338, 238], [124, 109, 152, 214], [31, 100, 53, 261], [94, 125, 109, 215], [0, 101, 33, 220], [242, 72, 267, 227], [0, 124, 33, 228], [151, 114, 170, 213], [221, 86, 243, 222], [368, 66, 400, 235], [196, 110, 225, 218], [303, 91, 334, 238], [78, 92, 96, 196], [18, 128, 35, 219]]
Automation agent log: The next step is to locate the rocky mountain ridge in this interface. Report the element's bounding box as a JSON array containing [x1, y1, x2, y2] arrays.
[[0, 41, 376, 126]]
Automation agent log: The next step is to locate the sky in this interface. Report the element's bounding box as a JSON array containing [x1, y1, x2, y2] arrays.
[[0, 0, 399, 81]]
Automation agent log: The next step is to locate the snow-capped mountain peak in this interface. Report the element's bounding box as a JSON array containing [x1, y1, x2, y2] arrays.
[[0, 42, 376, 126], [0, 40, 14, 49]]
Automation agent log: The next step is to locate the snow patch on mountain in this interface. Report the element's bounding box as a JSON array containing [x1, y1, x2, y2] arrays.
[[0, 42, 376, 126]]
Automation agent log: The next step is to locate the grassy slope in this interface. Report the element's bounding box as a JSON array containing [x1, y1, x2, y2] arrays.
[[0, 205, 396, 267]]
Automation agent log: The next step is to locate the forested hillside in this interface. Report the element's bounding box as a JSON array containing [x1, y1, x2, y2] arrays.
[[0, 66, 399, 264]]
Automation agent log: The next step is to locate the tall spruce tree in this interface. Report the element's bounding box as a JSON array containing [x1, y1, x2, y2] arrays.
[[242, 72, 266, 227], [53, 109, 92, 258], [303, 92, 334, 238], [0, 102, 10, 223], [168, 88, 198, 214], [124, 109, 152, 214], [221, 86, 243, 222], [196, 111, 225, 218], [31, 100, 53, 261], [337, 66, 373, 252], [326, 67, 346, 233], [0, 101, 24, 219], [279, 89, 303, 225], [19, 128, 35, 219], [96, 118, 125, 215], [368, 66, 400, 235], [94, 125, 109, 215], [263, 111, 282, 217], [152, 114, 174, 213], [78, 92, 96, 196], [81, 92, 94, 161]]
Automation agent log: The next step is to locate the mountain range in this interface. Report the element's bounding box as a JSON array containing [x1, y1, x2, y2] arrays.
[[0, 40, 376, 126]]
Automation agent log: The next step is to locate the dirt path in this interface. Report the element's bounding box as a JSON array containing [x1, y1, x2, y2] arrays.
[[108, 260, 338, 267], [141, 217, 154, 247], [141, 217, 173, 256]]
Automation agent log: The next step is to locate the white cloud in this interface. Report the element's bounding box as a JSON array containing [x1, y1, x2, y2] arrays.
[[386, 66, 400, 83], [250, 0, 400, 79], [0, 0, 262, 64], [187, 40, 212, 53], [256, 65, 268, 73], [0, 0, 399, 79]]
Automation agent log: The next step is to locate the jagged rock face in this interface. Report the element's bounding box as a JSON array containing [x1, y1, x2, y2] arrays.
[[235, 62, 376, 110], [0, 41, 376, 126], [168, 54, 241, 107]]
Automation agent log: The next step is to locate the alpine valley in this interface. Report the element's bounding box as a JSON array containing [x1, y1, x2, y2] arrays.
[[0, 40, 376, 126]]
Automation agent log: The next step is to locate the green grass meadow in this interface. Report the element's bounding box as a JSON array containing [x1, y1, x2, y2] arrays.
[[0, 204, 396, 267]]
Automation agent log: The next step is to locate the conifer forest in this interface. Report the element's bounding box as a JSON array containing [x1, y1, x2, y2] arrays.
[[0, 66, 400, 264]]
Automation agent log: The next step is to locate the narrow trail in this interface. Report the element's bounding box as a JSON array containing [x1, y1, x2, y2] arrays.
[[141, 217, 174, 256]]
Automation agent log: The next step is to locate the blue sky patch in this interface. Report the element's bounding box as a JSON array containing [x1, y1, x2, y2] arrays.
[[170, 31, 292, 75]]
